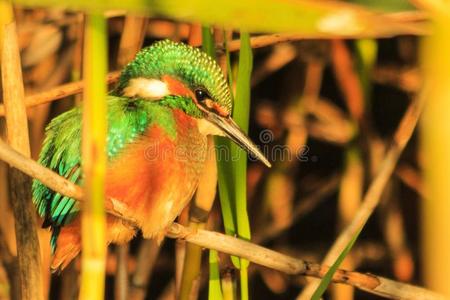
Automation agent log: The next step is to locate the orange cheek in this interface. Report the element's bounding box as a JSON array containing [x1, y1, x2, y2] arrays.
[[162, 75, 196, 100], [162, 75, 230, 117]]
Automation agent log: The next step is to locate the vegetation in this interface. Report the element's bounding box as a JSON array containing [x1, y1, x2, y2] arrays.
[[0, 0, 449, 299]]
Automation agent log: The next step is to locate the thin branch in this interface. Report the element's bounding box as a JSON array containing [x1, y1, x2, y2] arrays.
[[0, 137, 443, 300], [0, 71, 120, 117], [226, 33, 311, 52], [168, 223, 444, 300]]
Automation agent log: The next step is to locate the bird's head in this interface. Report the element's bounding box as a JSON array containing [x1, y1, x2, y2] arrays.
[[115, 40, 271, 167]]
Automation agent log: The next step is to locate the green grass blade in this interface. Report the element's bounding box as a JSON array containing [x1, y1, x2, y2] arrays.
[[232, 31, 253, 300], [215, 31, 253, 294], [216, 152, 237, 236], [215, 30, 238, 254], [232, 31, 252, 246], [202, 26, 215, 58], [311, 233, 360, 300], [215, 31, 236, 237], [204, 28, 252, 300], [208, 250, 223, 299]]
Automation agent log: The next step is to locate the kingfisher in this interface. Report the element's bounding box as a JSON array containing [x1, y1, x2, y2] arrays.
[[32, 40, 270, 271]]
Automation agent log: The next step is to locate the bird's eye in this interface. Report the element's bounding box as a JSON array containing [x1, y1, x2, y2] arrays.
[[195, 88, 209, 102]]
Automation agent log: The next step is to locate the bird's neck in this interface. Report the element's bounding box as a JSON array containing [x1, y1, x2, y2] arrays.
[[107, 96, 207, 160]]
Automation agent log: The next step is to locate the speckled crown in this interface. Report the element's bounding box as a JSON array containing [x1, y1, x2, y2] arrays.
[[117, 39, 232, 113]]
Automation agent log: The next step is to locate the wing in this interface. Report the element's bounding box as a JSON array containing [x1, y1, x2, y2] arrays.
[[32, 96, 156, 229], [32, 106, 83, 228]]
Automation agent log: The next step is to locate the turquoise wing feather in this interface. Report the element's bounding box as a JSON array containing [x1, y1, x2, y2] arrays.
[[32, 106, 83, 228]]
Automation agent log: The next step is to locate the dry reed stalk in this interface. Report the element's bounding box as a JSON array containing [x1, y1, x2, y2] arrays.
[[0, 71, 120, 116], [420, 6, 450, 297], [117, 16, 148, 67], [79, 13, 107, 300], [0, 4, 18, 269], [128, 239, 162, 300], [251, 43, 297, 86], [330, 40, 364, 122], [115, 244, 129, 300], [1, 10, 43, 300], [221, 270, 235, 300], [381, 189, 414, 282], [0, 119, 17, 286], [0, 228, 19, 299], [372, 66, 421, 93], [395, 164, 424, 197]]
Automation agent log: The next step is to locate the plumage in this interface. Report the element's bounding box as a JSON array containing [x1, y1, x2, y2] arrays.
[[32, 39, 269, 271]]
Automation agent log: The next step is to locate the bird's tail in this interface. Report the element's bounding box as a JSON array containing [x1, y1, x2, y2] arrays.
[[50, 221, 81, 272], [49, 216, 136, 272]]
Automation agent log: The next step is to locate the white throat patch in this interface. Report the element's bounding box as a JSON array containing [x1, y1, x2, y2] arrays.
[[123, 78, 170, 100], [197, 119, 225, 137]]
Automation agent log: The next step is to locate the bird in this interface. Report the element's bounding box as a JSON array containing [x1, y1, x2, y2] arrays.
[[32, 39, 271, 271]]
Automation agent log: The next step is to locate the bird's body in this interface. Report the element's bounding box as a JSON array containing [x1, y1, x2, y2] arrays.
[[32, 40, 270, 271]]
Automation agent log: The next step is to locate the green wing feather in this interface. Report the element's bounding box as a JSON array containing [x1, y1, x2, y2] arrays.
[[32, 107, 83, 228]]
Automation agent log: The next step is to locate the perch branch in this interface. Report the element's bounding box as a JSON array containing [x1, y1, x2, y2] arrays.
[[0, 137, 443, 300]]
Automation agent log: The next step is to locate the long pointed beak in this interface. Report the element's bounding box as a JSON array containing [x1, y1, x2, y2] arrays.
[[205, 112, 271, 168]]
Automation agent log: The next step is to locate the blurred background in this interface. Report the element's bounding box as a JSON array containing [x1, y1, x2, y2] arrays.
[[0, 1, 449, 300]]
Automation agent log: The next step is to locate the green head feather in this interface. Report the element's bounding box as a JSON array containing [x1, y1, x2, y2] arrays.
[[116, 39, 232, 115]]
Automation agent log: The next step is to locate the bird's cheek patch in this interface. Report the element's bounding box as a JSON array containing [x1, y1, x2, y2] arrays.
[[162, 75, 195, 99], [202, 99, 229, 117], [123, 78, 170, 100]]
